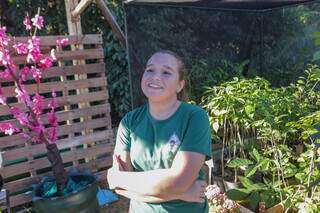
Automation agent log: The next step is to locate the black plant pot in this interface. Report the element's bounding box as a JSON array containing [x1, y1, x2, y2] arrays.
[[33, 174, 99, 213]]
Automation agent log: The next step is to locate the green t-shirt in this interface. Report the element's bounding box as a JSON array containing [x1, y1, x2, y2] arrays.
[[115, 102, 212, 213]]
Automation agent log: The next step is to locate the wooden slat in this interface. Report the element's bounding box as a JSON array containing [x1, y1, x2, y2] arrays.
[[0, 90, 108, 116], [1, 77, 106, 97], [0, 102, 110, 129], [0, 63, 105, 83], [12, 48, 104, 64], [0, 104, 111, 148], [10, 34, 103, 46], [2, 117, 111, 161], [1, 130, 113, 178]]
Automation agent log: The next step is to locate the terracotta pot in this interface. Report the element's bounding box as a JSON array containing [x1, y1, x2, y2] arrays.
[[265, 203, 284, 213]]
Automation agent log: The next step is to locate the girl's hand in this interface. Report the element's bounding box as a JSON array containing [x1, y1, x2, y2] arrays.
[[108, 154, 125, 189], [113, 154, 126, 171], [107, 166, 121, 190], [179, 180, 207, 203]]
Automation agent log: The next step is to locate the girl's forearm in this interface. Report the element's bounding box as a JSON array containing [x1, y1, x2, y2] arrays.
[[115, 189, 180, 203], [113, 169, 185, 197]]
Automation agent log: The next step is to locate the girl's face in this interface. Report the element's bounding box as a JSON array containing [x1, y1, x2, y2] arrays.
[[141, 53, 185, 103]]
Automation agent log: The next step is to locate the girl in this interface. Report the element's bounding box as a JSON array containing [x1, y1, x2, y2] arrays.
[[107, 50, 212, 213]]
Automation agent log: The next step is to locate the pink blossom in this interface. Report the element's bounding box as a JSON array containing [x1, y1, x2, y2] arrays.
[[27, 47, 41, 63], [50, 49, 56, 60], [0, 86, 6, 105], [0, 26, 10, 46], [13, 43, 28, 54], [15, 87, 31, 106], [31, 36, 41, 47], [48, 90, 57, 109], [27, 37, 41, 63], [30, 66, 42, 83], [0, 49, 14, 66], [31, 15, 44, 30], [0, 96, 6, 105], [47, 112, 58, 127], [32, 93, 44, 115], [39, 56, 53, 68], [0, 68, 13, 80], [10, 107, 29, 125], [56, 38, 69, 47], [0, 123, 20, 135], [47, 127, 58, 143], [23, 16, 32, 31], [20, 67, 30, 81]]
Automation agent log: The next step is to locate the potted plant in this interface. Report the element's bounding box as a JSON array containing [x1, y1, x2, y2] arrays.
[[0, 11, 99, 212]]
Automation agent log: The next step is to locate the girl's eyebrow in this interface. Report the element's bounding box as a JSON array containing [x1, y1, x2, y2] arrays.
[[163, 65, 174, 71], [146, 64, 174, 71]]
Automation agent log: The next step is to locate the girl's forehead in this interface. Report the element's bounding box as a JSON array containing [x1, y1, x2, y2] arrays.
[[147, 53, 179, 69]]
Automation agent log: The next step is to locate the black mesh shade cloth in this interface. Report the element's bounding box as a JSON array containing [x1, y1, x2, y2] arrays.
[[124, 0, 320, 107], [125, 0, 314, 9]]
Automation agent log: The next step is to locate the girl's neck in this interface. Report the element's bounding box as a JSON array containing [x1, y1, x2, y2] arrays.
[[148, 98, 181, 120]]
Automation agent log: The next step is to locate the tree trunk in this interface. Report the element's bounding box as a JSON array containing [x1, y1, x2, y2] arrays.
[[46, 143, 68, 193]]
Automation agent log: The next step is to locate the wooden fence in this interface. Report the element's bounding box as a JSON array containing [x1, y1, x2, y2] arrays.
[[0, 34, 114, 210]]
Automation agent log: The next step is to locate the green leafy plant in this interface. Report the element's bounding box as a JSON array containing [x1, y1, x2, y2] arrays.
[[201, 65, 320, 212]]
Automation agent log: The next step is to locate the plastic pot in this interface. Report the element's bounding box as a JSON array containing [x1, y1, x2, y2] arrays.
[[33, 174, 99, 213]]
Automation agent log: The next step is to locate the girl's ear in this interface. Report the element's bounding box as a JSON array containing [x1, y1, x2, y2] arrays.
[[177, 80, 185, 93]]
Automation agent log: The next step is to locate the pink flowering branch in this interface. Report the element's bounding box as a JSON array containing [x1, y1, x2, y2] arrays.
[[0, 10, 69, 192]]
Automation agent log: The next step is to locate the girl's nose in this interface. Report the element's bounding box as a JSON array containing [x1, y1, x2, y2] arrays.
[[151, 71, 162, 79]]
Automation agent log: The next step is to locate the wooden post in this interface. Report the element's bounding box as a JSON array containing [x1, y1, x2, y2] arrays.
[[64, 0, 91, 164], [71, 0, 92, 18], [96, 0, 126, 48], [65, 0, 83, 36]]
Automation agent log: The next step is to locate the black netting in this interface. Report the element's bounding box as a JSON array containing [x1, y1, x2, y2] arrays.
[[124, 0, 320, 107]]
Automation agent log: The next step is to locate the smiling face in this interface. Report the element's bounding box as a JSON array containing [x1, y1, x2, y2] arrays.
[[141, 52, 185, 103]]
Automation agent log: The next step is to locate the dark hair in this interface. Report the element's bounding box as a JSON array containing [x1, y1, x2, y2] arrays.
[[150, 50, 189, 101]]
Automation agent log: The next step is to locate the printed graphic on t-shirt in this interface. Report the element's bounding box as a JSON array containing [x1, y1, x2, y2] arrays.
[[163, 133, 181, 154]]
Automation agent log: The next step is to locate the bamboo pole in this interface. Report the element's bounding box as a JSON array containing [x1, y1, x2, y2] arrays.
[[95, 0, 126, 48], [71, 0, 92, 18]]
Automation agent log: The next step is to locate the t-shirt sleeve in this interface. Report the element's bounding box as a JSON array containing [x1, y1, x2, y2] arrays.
[[179, 109, 212, 159], [114, 115, 131, 153]]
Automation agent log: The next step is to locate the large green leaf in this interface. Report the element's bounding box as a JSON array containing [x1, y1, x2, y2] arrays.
[[239, 176, 254, 189], [226, 158, 253, 168], [249, 191, 260, 210], [245, 165, 258, 177], [226, 188, 251, 201], [249, 148, 261, 162]]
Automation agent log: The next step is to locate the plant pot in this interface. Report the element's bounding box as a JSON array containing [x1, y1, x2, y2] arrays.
[[33, 174, 99, 213], [239, 205, 255, 213], [265, 203, 284, 213], [223, 179, 239, 192]]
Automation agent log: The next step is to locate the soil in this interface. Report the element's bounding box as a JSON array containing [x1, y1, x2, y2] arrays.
[[100, 195, 130, 213]]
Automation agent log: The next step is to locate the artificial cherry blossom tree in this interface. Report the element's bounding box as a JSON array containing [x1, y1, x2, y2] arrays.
[[0, 11, 69, 193]]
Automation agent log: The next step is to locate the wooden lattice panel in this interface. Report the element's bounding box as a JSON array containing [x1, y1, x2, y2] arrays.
[[0, 34, 114, 209]]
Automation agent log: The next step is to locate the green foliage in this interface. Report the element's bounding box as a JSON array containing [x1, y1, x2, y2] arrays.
[[202, 65, 320, 211], [187, 60, 247, 103], [80, 1, 131, 125]]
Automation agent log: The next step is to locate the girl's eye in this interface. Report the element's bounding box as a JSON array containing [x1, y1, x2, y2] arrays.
[[145, 69, 154, 73], [163, 71, 171, 75]]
